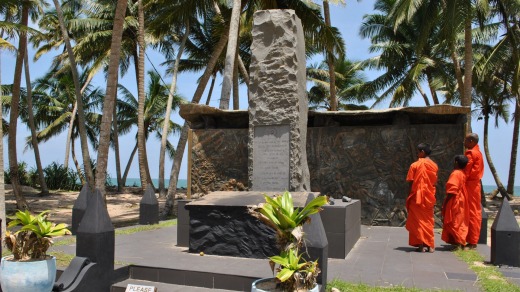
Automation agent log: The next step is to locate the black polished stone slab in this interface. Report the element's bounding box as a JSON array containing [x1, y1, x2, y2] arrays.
[[185, 191, 322, 259], [479, 206, 488, 244], [491, 198, 520, 267], [176, 200, 192, 247]]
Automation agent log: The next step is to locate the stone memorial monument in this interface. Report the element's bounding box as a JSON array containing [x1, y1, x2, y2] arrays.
[[248, 9, 310, 192], [184, 10, 329, 290]]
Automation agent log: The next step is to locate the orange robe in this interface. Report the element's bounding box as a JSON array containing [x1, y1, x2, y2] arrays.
[[405, 158, 438, 248], [441, 169, 468, 245], [465, 145, 484, 245]]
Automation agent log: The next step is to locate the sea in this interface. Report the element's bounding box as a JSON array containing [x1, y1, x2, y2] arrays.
[[108, 178, 187, 189], [483, 185, 519, 196], [109, 179, 517, 196]]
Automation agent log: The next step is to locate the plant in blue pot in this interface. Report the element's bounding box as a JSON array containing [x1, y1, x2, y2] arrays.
[[250, 191, 327, 292], [1, 210, 71, 292]]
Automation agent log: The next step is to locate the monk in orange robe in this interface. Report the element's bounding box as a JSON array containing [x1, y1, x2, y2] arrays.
[[442, 155, 469, 250], [464, 133, 484, 249], [406, 143, 438, 253]]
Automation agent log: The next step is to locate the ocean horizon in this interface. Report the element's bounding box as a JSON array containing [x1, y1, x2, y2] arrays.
[[110, 179, 516, 196]]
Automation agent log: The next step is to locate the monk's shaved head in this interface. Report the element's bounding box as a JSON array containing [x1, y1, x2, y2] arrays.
[[417, 143, 431, 155], [465, 133, 479, 143], [454, 155, 468, 169]]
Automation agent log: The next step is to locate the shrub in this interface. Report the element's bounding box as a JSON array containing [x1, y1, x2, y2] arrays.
[[43, 162, 81, 191]]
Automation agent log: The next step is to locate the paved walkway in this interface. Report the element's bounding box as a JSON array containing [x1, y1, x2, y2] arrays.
[[52, 224, 520, 291]]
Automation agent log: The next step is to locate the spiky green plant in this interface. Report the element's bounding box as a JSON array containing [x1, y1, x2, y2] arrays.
[[251, 191, 328, 291], [4, 210, 71, 260]]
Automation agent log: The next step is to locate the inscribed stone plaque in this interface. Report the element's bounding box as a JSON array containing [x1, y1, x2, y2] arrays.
[[252, 125, 290, 191]]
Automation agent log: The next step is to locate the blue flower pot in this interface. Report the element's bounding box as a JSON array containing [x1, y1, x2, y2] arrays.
[[0, 256, 56, 292]]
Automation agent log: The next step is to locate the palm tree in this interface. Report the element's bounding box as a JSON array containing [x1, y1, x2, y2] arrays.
[[116, 70, 183, 186], [23, 48, 48, 195], [51, 0, 95, 189], [307, 57, 369, 110], [30, 67, 104, 183], [94, 0, 128, 196], [219, 0, 242, 110], [309, 0, 347, 111], [359, 0, 455, 107], [136, 0, 151, 190], [473, 52, 513, 199], [9, 0, 48, 210]]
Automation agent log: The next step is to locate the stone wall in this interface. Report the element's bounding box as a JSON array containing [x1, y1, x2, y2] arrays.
[[185, 104, 467, 226]]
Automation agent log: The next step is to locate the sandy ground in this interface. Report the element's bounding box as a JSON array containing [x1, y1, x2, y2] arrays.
[[3, 185, 171, 227]]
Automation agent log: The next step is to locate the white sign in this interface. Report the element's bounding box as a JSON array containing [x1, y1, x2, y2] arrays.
[[125, 284, 157, 292]]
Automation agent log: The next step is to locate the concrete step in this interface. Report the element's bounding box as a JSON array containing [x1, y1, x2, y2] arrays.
[[111, 265, 258, 291], [111, 279, 234, 292]]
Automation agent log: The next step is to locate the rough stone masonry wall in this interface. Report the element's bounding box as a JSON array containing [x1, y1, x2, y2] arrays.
[[190, 123, 463, 226]]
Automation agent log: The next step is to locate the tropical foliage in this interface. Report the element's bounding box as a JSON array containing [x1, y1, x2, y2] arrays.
[[0, 0, 519, 214], [4, 209, 71, 260], [251, 191, 327, 291]]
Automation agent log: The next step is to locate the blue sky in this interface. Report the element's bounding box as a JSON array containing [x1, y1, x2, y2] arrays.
[[1, 0, 517, 186]]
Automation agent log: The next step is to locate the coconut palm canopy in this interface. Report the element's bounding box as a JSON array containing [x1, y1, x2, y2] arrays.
[[0, 0, 519, 213]]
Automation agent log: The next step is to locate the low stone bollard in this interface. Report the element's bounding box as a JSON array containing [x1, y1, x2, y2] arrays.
[[491, 198, 520, 267], [71, 184, 90, 235], [139, 184, 159, 225]]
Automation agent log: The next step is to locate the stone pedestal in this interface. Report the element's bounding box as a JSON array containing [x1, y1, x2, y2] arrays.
[[71, 184, 89, 235], [321, 200, 361, 258], [248, 9, 310, 192], [139, 184, 159, 225], [491, 198, 520, 267]]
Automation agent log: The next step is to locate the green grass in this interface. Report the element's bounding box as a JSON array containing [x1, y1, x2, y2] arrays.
[[115, 219, 177, 235], [2, 219, 177, 267], [453, 249, 520, 292], [326, 280, 457, 292]]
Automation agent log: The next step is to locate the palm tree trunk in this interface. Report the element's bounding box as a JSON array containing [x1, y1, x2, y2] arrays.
[[122, 141, 138, 186], [23, 49, 49, 195], [162, 26, 230, 217], [0, 48, 6, 237], [483, 111, 511, 199], [95, 0, 128, 197], [507, 97, 520, 195], [64, 74, 94, 169], [450, 50, 465, 100], [113, 99, 123, 192], [232, 39, 239, 110], [416, 83, 431, 106], [159, 23, 189, 198], [426, 72, 439, 104], [463, 17, 473, 132], [237, 54, 249, 86], [205, 73, 217, 105], [323, 1, 337, 111], [71, 138, 85, 185], [64, 102, 77, 169], [219, 0, 241, 110], [9, 4, 29, 210], [53, 0, 95, 190], [137, 0, 151, 191]]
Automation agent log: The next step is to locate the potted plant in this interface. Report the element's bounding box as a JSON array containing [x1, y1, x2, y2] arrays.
[[1, 210, 71, 292], [250, 191, 327, 292]]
